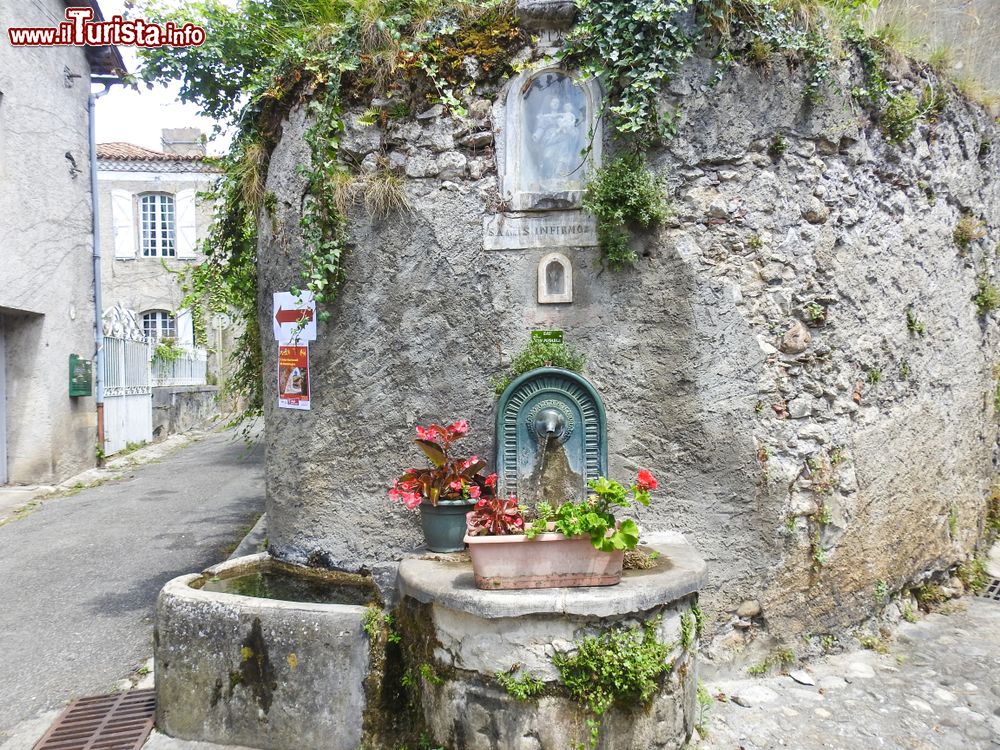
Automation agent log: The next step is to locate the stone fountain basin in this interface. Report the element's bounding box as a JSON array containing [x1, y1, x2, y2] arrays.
[[154, 553, 374, 750], [398, 531, 708, 750]]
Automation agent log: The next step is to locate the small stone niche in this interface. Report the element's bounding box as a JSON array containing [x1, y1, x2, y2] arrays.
[[537, 252, 573, 304]]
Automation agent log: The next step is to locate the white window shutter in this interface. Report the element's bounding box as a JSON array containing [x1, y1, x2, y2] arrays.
[[176, 308, 195, 346], [111, 189, 135, 259], [175, 189, 197, 259]]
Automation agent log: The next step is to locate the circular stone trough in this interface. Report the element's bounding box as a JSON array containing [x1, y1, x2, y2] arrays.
[[154, 553, 375, 750], [398, 531, 707, 750]]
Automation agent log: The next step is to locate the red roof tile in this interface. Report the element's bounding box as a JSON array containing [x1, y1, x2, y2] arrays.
[[97, 142, 209, 162]]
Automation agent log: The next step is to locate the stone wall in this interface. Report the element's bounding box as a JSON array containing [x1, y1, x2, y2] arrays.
[[257, 39, 1000, 650], [152, 385, 220, 439]]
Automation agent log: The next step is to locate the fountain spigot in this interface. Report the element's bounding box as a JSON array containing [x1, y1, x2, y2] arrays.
[[534, 408, 566, 439]]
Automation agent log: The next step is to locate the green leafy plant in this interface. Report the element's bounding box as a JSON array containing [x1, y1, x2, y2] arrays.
[[859, 634, 889, 654], [152, 337, 185, 364], [695, 681, 712, 738], [418, 662, 444, 686], [524, 472, 658, 552], [880, 91, 920, 143], [768, 135, 788, 158], [874, 579, 889, 603], [691, 602, 704, 638], [804, 301, 826, 324], [948, 506, 959, 538], [582, 154, 668, 270], [915, 584, 949, 610], [560, 0, 697, 141], [905, 308, 926, 336], [867, 368, 882, 386], [495, 665, 546, 700], [957, 557, 989, 593], [680, 611, 694, 650], [362, 605, 383, 638], [974, 275, 1000, 316], [553, 617, 673, 748], [492, 339, 584, 396], [746, 647, 795, 677]]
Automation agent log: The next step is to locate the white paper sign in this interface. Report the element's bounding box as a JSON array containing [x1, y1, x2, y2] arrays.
[[272, 291, 317, 343]]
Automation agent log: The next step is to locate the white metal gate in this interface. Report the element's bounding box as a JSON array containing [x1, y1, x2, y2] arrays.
[[103, 334, 153, 455]]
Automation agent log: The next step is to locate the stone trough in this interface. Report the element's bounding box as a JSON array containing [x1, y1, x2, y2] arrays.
[[154, 553, 375, 750]]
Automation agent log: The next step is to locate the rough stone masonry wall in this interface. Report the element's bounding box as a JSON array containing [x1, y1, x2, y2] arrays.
[[258, 43, 1000, 652]]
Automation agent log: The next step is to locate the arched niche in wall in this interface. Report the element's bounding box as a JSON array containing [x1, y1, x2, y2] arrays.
[[496, 66, 603, 212], [537, 252, 573, 304]]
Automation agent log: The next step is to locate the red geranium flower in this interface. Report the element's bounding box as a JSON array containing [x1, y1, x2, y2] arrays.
[[636, 470, 657, 491]]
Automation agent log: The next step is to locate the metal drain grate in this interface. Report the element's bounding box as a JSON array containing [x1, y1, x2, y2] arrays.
[[33, 689, 155, 750], [976, 577, 1000, 602]]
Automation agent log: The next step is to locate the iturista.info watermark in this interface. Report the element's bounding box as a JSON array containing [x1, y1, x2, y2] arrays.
[[8, 6, 204, 48]]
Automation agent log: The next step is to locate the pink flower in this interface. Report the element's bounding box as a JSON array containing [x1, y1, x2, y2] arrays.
[[388, 487, 401, 502], [462, 456, 480, 470], [636, 470, 657, 491], [469, 485, 481, 499], [401, 491, 422, 510], [415, 425, 433, 441], [485, 473, 497, 488], [449, 480, 463, 492], [448, 419, 469, 436]]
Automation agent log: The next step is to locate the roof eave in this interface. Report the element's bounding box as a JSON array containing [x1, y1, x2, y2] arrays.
[[65, 0, 127, 79]]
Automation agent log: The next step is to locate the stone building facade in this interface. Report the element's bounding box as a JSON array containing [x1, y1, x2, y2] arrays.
[[0, 0, 122, 484], [257, 5, 1000, 654], [97, 130, 230, 379]]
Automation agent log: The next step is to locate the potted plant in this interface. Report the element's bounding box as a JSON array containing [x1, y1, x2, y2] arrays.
[[389, 420, 498, 553], [464, 471, 657, 589]]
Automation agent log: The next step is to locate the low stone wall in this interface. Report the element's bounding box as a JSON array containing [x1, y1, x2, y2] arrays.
[[152, 385, 219, 439]]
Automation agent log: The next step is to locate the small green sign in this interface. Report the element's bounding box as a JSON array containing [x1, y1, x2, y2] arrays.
[[531, 330, 564, 344], [69, 354, 93, 397]]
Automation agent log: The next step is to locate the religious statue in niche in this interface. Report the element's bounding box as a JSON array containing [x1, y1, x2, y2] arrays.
[[522, 71, 589, 194], [498, 66, 602, 212]]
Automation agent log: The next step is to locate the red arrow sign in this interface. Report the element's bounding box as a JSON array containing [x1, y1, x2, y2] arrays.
[[275, 307, 314, 325]]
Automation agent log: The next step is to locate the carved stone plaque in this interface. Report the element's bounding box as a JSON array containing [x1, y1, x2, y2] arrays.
[[483, 211, 598, 251]]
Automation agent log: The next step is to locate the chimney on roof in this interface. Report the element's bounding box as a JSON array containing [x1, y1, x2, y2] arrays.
[[161, 127, 205, 157]]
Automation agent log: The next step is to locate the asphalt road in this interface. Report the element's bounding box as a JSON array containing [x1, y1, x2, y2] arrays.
[[0, 430, 265, 737]]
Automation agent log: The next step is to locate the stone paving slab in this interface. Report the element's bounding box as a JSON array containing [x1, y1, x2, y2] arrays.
[[698, 598, 1000, 750]]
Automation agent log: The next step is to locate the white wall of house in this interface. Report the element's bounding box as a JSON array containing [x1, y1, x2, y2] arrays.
[[98, 169, 216, 346], [0, 0, 102, 484]]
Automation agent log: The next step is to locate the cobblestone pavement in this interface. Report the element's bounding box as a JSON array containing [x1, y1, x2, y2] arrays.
[[699, 597, 1000, 750]]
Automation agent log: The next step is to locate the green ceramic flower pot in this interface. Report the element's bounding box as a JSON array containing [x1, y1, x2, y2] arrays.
[[419, 500, 475, 553]]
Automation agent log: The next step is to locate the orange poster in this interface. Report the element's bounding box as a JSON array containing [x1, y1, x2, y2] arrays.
[[278, 345, 310, 411]]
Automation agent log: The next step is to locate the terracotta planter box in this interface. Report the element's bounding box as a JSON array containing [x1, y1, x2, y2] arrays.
[[464, 532, 624, 589]]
